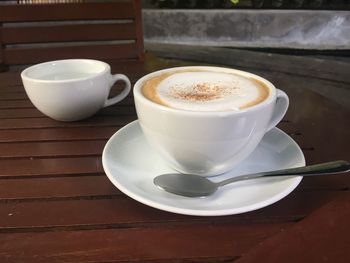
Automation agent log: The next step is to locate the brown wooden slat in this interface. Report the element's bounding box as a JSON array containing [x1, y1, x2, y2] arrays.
[[0, 205, 286, 233], [100, 105, 137, 116], [0, 198, 185, 229], [0, 176, 120, 200], [0, 87, 135, 99], [4, 43, 139, 64], [134, 0, 145, 61], [0, 29, 3, 66], [0, 71, 22, 85], [147, 44, 350, 84], [0, 223, 288, 263], [0, 108, 43, 118], [0, 140, 106, 158], [0, 173, 348, 201], [0, 100, 33, 109], [2, 23, 137, 44], [235, 193, 350, 263], [0, 130, 306, 158], [299, 173, 350, 191], [0, 117, 315, 162], [0, 126, 118, 142], [0, 96, 135, 109], [0, 105, 136, 119], [0, 86, 24, 93], [282, 90, 350, 164], [0, 157, 103, 177], [0, 92, 27, 100], [0, 94, 135, 107], [0, 2, 135, 22], [0, 115, 136, 129]]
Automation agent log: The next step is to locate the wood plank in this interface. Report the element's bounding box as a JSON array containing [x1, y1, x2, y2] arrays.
[[0, 71, 22, 85], [0, 97, 135, 110], [134, 0, 145, 61], [0, 108, 43, 118], [0, 2, 135, 22], [0, 86, 136, 99], [0, 26, 3, 67], [0, 132, 317, 160], [0, 94, 135, 107], [0, 105, 136, 119], [0, 157, 103, 177], [2, 23, 137, 44], [0, 198, 183, 229], [0, 126, 119, 142], [0, 223, 288, 263], [146, 43, 350, 84], [0, 119, 314, 161], [0, 173, 348, 201], [0, 176, 120, 200], [298, 172, 350, 191], [0, 188, 343, 230], [0, 140, 106, 158], [0, 92, 27, 100], [0, 86, 24, 93], [279, 85, 350, 165], [98, 105, 137, 116], [4, 43, 139, 65], [262, 68, 350, 111], [0, 115, 136, 129], [0, 99, 32, 109], [235, 193, 350, 263]]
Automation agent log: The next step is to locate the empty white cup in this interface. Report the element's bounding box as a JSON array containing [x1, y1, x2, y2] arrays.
[[21, 59, 131, 121]]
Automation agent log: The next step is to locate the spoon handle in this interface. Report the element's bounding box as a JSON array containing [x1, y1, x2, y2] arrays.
[[217, 160, 350, 187]]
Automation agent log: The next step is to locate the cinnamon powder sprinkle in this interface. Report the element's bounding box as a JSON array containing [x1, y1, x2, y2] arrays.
[[170, 82, 236, 102]]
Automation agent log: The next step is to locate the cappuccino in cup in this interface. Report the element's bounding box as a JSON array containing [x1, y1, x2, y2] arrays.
[[142, 70, 270, 111], [134, 66, 289, 176]]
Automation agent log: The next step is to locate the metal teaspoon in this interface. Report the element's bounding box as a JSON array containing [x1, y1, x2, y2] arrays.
[[153, 160, 350, 197]]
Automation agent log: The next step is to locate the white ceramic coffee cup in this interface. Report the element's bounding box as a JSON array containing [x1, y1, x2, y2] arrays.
[[134, 66, 289, 176], [21, 59, 131, 121]]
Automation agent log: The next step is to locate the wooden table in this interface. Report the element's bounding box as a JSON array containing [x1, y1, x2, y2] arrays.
[[0, 48, 349, 262]]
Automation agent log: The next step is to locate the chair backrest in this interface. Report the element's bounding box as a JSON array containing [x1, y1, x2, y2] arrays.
[[0, 0, 144, 69]]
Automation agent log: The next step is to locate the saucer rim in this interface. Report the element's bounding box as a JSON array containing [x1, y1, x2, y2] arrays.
[[102, 120, 304, 216]]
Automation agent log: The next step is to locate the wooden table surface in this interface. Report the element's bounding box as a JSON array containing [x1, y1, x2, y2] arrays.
[[0, 48, 349, 263]]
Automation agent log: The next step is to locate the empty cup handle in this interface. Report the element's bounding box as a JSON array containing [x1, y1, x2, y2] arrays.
[[266, 89, 289, 132], [103, 74, 131, 108]]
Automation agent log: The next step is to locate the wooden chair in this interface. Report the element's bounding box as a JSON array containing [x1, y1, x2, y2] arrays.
[[0, 0, 144, 70]]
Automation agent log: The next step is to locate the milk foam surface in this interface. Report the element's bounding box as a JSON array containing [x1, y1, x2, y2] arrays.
[[156, 71, 266, 111]]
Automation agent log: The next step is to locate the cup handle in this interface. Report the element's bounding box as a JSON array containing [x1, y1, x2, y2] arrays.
[[103, 74, 131, 108], [266, 89, 289, 132]]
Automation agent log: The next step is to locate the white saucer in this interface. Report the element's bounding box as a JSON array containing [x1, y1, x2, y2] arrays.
[[102, 120, 305, 216]]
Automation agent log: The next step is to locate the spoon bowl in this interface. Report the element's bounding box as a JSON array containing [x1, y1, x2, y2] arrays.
[[154, 174, 218, 197]]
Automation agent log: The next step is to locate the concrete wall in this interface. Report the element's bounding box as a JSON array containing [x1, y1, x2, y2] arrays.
[[142, 10, 350, 50]]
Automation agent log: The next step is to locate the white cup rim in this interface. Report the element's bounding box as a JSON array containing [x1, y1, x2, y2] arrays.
[[134, 66, 277, 116], [21, 59, 110, 83]]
